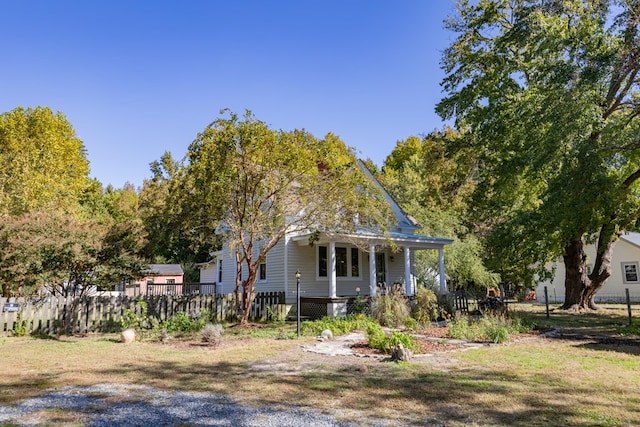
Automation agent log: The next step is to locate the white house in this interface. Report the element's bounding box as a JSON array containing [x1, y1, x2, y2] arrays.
[[536, 232, 640, 303], [199, 160, 453, 316]]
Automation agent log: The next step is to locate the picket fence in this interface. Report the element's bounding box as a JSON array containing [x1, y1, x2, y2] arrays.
[[1, 292, 286, 336]]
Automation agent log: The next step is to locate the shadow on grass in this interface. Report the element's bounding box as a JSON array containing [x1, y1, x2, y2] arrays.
[[524, 307, 640, 355], [70, 355, 634, 426]]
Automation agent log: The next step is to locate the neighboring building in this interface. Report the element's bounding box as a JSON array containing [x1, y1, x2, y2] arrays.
[[536, 232, 640, 303], [126, 264, 184, 297], [199, 160, 453, 316]]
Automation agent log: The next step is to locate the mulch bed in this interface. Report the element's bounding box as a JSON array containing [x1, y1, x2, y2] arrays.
[[350, 326, 465, 356]]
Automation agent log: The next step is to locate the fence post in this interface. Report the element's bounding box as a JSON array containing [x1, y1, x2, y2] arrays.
[[544, 286, 549, 319], [626, 288, 632, 326]]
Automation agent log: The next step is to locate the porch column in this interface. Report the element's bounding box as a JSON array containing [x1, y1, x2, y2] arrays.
[[438, 247, 447, 294], [404, 246, 412, 296], [369, 244, 377, 297], [329, 241, 337, 298]]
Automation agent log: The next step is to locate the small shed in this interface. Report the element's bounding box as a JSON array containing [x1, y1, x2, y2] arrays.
[[127, 264, 184, 296]]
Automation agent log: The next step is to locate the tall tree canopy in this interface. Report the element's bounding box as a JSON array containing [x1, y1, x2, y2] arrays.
[[438, 0, 640, 309], [0, 106, 90, 216], [138, 151, 219, 281], [184, 109, 391, 324], [381, 129, 499, 291], [0, 106, 147, 297]]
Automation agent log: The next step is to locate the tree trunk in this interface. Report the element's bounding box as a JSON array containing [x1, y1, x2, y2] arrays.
[[561, 234, 614, 310], [2, 283, 10, 298], [239, 267, 258, 325], [233, 251, 243, 321]]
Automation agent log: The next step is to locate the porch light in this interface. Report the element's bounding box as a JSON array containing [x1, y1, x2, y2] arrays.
[[296, 270, 301, 279]]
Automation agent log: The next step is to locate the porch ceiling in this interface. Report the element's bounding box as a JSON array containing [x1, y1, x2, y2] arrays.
[[290, 230, 452, 250]]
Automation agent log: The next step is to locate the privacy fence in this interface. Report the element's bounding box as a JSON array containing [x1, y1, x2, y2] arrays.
[[1, 292, 286, 336]]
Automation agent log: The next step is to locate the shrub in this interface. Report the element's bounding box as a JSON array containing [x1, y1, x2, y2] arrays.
[[413, 288, 439, 324], [12, 315, 28, 337], [201, 323, 224, 346], [371, 292, 411, 327], [353, 293, 366, 315], [404, 317, 418, 331], [301, 315, 375, 337], [120, 300, 149, 331], [366, 322, 387, 351], [447, 312, 533, 343], [162, 311, 209, 333], [366, 322, 415, 353]]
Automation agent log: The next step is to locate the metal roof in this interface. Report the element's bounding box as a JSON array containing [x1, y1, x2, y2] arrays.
[[143, 264, 184, 276]]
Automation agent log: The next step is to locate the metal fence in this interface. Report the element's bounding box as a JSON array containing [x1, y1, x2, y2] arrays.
[[1, 292, 285, 336], [123, 282, 217, 297]]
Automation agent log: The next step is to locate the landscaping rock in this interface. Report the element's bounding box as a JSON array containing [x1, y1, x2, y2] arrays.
[[391, 343, 412, 362], [319, 329, 333, 341], [121, 328, 137, 344]]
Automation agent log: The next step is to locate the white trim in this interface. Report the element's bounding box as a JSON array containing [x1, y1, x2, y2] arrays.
[[369, 244, 377, 297], [621, 261, 640, 284], [439, 248, 447, 294], [329, 241, 337, 298], [316, 244, 363, 281], [404, 247, 412, 296]]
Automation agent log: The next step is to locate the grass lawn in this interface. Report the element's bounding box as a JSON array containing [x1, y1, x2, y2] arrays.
[[1, 303, 639, 426]]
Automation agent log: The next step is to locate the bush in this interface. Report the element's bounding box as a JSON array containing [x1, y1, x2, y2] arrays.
[[301, 315, 375, 337], [201, 323, 223, 346], [162, 310, 209, 333], [366, 322, 415, 353], [12, 315, 28, 337], [413, 288, 439, 324], [120, 300, 149, 331], [447, 312, 533, 343], [371, 292, 411, 327]]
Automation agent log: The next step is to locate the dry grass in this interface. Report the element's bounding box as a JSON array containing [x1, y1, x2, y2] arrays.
[[1, 305, 639, 426]]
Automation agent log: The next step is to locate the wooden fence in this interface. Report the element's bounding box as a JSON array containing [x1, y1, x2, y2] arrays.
[[1, 292, 286, 336]]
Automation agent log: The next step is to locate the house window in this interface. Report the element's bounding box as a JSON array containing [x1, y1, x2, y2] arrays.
[[622, 262, 639, 283], [318, 245, 360, 278], [318, 245, 328, 277], [217, 259, 223, 283], [336, 247, 347, 277], [259, 260, 267, 281], [351, 248, 359, 277]]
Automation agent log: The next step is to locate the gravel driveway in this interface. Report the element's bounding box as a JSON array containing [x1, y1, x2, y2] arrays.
[[0, 383, 400, 426]]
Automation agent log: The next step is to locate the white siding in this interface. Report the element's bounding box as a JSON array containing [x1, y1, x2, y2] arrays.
[[536, 236, 640, 302], [199, 263, 217, 283]]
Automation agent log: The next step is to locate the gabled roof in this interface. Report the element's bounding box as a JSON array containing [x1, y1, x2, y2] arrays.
[[620, 232, 640, 249], [357, 160, 421, 233], [290, 161, 453, 249], [143, 264, 184, 276]]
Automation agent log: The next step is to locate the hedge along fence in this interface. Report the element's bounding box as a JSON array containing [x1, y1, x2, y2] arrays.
[[1, 292, 286, 336]]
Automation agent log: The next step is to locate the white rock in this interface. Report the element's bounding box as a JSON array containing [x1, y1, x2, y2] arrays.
[[121, 328, 137, 344], [320, 329, 333, 340]]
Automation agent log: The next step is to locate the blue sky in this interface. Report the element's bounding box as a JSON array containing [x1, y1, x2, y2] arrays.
[[1, 1, 457, 188]]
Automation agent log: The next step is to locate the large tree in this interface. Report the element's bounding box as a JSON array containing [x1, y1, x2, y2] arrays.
[[184, 110, 391, 324], [138, 152, 220, 281], [0, 106, 90, 216], [438, 0, 640, 309], [0, 211, 146, 297], [380, 129, 499, 291]]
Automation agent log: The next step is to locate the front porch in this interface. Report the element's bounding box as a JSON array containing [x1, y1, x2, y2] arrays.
[[285, 231, 453, 313]]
